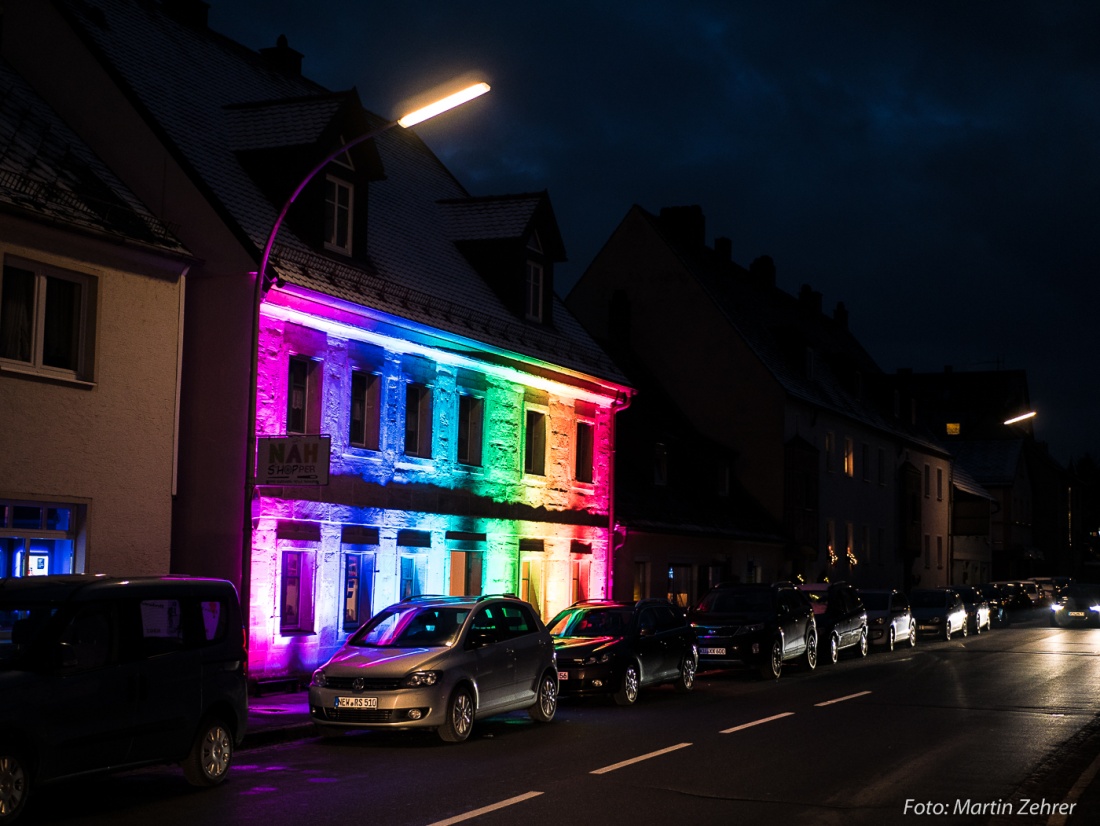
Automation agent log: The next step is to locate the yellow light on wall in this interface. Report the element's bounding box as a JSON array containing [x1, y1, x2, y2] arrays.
[[946, 423, 961, 435]]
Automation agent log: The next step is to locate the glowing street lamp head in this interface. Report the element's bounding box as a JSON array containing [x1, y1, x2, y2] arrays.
[[1003, 411, 1037, 425], [398, 82, 490, 128]]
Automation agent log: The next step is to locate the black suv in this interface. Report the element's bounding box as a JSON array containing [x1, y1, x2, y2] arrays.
[[0, 575, 248, 823], [797, 582, 868, 663], [688, 583, 817, 679], [548, 598, 697, 706]]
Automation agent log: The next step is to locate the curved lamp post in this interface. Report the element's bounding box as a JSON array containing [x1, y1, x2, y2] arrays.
[[242, 82, 490, 631]]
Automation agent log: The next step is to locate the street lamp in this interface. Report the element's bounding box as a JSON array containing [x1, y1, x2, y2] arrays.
[[242, 81, 490, 631], [1003, 411, 1037, 426]]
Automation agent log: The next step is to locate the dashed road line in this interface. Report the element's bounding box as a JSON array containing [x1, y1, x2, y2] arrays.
[[424, 791, 544, 826], [815, 690, 872, 707], [720, 712, 795, 734], [590, 742, 693, 775]]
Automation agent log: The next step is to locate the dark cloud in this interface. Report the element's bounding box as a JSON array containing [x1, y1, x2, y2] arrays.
[[212, 0, 1100, 463]]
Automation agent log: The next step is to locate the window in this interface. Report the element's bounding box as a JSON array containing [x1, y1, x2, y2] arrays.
[[457, 394, 484, 466], [405, 383, 433, 458], [0, 501, 79, 577], [633, 561, 650, 601], [923, 534, 931, 569], [520, 557, 543, 615], [1, 259, 95, 379], [350, 371, 380, 450], [846, 522, 856, 565], [826, 518, 836, 564], [287, 356, 313, 435], [280, 550, 315, 634], [937, 536, 944, 569], [936, 467, 943, 501], [924, 464, 931, 498], [342, 553, 374, 631], [877, 447, 886, 486], [570, 555, 591, 603], [525, 260, 544, 322], [825, 432, 835, 473], [843, 438, 854, 477], [862, 443, 871, 482], [324, 176, 353, 254], [449, 551, 483, 596], [667, 563, 692, 609], [524, 409, 546, 475], [575, 421, 594, 483]]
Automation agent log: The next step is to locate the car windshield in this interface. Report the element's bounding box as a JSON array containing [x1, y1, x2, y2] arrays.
[[347, 606, 469, 648], [1063, 585, 1100, 601], [695, 589, 773, 614], [910, 591, 948, 608], [0, 602, 61, 667], [548, 607, 632, 637], [861, 593, 890, 611]]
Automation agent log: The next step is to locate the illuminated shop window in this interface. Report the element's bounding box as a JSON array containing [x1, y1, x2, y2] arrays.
[[280, 550, 315, 634], [667, 563, 692, 609], [342, 552, 375, 632], [404, 383, 433, 458], [0, 501, 78, 577], [457, 394, 484, 466], [324, 176, 353, 255], [349, 371, 380, 450], [0, 258, 96, 380], [574, 421, 594, 483]]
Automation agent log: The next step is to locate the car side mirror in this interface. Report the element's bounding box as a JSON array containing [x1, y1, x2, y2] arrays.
[[56, 641, 78, 670]]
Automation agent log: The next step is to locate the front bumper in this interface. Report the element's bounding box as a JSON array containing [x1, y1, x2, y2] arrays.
[[308, 684, 449, 729], [555, 661, 622, 696], [693, 634, 767, 668]]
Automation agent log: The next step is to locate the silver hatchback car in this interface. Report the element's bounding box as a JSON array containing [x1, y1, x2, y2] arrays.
[[308, 595, 558, 743]]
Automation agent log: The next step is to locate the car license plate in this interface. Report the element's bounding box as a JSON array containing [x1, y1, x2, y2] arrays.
[[335, 696, 378, 709], [558, 671, 570, 681], [700, 647, 726, 656], [1069, 611, 1086, 617]]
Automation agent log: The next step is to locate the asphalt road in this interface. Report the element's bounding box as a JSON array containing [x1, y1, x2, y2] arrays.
[[25, 614, 1100, 826]]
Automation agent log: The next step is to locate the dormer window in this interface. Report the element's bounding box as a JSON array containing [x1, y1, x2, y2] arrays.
[[324, 176, 353, 255], [525, 260, 544, 322]]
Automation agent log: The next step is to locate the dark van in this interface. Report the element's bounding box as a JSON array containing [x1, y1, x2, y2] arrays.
[[0, 575, 248, 822]]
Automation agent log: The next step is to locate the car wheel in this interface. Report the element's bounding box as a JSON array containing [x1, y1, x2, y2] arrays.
[[944, 620, 952, 641], [674, 650, 697, 693], [887, 627, 895, 652], [613, 663, 640, 706], [182, 717, 234, 787], [760, 638, 782, 680], [439, 686, 475, 742], [828, 634, 839, 664], [858, 628, 869, 657], [805, 631, 818, 671], [974, 616, 981, 635], [528, 670, 558, 722], [0, 751, 30, 824], [961, 619, 968, 638], [908, 621, 917, 648]]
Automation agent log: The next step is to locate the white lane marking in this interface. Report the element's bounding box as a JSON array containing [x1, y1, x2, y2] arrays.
[[424, 791, 544, 826], [590, 742, 693, 775], [815, 690, 872, 707], [720, 712, 795, 734]]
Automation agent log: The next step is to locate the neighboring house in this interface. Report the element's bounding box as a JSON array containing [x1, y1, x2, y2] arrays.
[[567, 204, 953, 593], [3, 0, 631, 682], [0, 59, 191, 577]]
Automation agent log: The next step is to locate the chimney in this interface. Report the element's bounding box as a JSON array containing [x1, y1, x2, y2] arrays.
[[833, 301, 849, 329], [748, 255, 776, 289], [261, 35, 304, 76], [658, 205, 705, 250], [798, 283, 822, 314], [714, 236, 732, 263], [162, 0, 209, 28]]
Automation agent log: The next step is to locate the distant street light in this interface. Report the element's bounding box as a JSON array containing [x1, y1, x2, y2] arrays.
[[242, 80, 490, 629], [1004, 411, 1038, 426]]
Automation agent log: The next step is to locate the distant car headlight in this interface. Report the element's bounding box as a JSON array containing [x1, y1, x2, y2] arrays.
[[311, 668, 328, 688], [735, 623, 764, 635], [403, 671, 441, 688], [581, 653, 612, 665]]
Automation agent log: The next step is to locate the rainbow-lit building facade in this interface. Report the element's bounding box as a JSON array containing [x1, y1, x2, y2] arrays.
[[3, 0, 632, 683]]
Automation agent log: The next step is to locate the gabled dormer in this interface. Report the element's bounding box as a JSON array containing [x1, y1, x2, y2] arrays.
[[226, 90, 385, 267], [439, 191, 566, 327]]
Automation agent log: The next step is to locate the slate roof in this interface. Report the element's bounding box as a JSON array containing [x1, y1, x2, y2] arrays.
[[56, 0, 626, 385], [224, 96, 347, 152], [946, 439, 1025, 488], [0, 57, 186, 255]]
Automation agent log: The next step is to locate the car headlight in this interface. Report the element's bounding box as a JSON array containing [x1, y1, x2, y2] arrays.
[[581, 653, 612, 666], [403, 670, 441, 688], [311, 667, 328, 688], [1052, 603, 1063, 611], [1090, 605, 1100, 613]]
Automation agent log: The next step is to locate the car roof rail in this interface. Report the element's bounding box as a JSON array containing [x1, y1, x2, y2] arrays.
[[476, 592, 519, 602]]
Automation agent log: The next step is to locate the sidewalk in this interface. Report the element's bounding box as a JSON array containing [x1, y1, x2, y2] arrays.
[[243, 687, 314, 749]]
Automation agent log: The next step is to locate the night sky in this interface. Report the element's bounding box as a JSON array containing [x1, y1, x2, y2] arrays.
[[210, 1, 1100, 465]]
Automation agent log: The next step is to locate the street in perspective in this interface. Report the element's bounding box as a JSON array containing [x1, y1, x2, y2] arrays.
[[14, 607, 1100, 826]]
